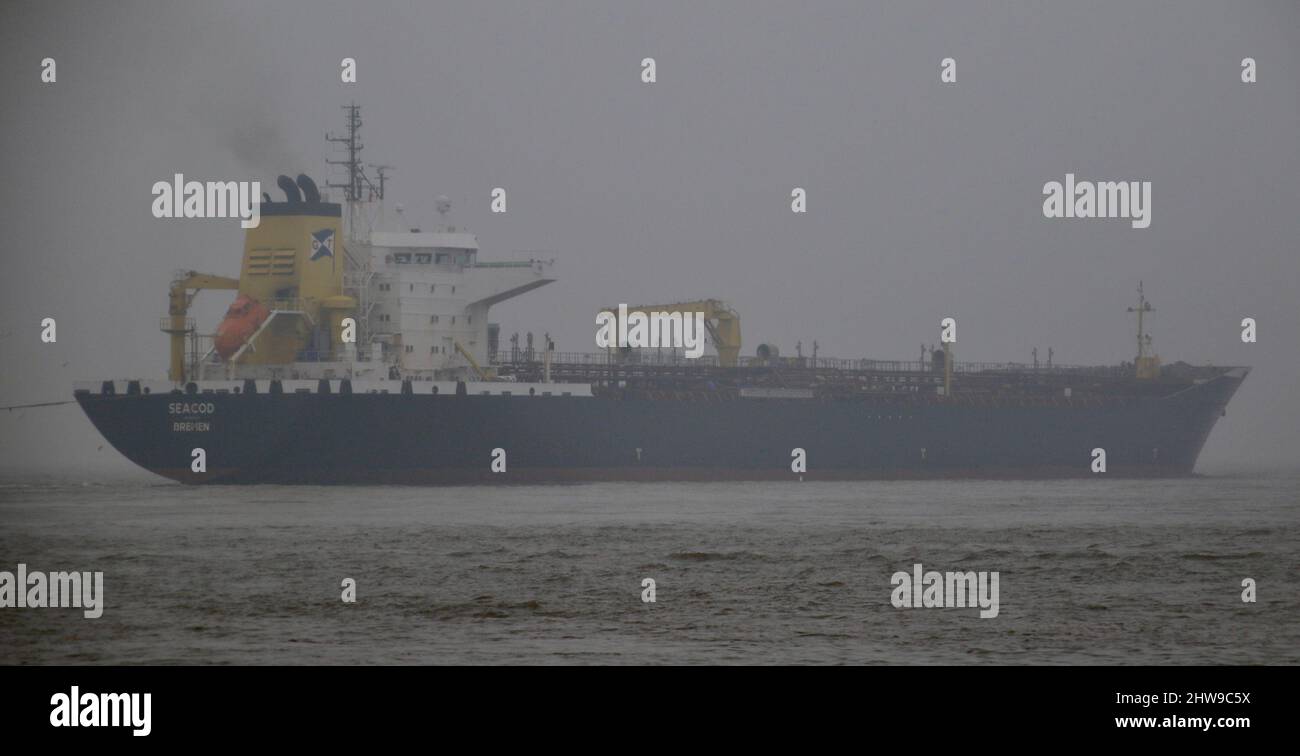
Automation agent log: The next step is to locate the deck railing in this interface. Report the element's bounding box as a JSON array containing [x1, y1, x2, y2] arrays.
[[491, 350, 1129, 376]]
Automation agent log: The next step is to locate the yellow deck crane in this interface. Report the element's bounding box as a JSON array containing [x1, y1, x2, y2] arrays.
[[598, 299, 742, 367], [162, 271, 240, 382]]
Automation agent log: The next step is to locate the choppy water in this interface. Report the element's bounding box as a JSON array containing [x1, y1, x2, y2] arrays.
[[0, 474, 1296, 664]]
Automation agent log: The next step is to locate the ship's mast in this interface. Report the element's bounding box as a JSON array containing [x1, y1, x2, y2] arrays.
[[1126, 281, 1160, 378], [326, 103, 386, 242], [1127, 281, 1154, 361]]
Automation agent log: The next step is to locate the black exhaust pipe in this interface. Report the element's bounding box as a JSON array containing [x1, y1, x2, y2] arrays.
[[277, 174, 302, 203], [296, 174, 321, 203]]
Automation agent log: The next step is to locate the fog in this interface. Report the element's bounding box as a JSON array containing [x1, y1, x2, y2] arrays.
[[2, 0, 1297, 474]]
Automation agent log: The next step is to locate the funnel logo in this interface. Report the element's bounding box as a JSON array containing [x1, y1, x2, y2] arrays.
[[310, 229, 336, 261]]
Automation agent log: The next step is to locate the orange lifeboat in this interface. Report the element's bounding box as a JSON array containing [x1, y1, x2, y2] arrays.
[[214, 294, 272, 360]]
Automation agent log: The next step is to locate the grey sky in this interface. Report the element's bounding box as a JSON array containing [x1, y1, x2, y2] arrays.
[[1, 0, 1297, 474]]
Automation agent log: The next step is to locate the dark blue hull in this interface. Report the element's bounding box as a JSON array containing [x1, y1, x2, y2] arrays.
[[74, 371, 1246, 484]]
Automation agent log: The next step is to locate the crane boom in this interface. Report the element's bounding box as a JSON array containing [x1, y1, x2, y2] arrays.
[[163, 270, 241, 382]]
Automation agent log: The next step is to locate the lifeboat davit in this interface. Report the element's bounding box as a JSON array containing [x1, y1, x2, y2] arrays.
[[214, 294, 272, 360]]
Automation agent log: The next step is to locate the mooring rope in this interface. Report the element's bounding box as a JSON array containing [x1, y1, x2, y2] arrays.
[[1, 400, 77, 411]]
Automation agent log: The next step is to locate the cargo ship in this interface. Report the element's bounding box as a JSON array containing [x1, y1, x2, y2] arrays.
[[74, 106, 1248, 484]]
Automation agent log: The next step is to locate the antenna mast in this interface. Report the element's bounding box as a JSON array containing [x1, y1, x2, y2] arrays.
[[371, 165, 393, 198], [1126, 281, 1160, 378], [1126, 281, 1154, 361], [326, 103, 386, 240]]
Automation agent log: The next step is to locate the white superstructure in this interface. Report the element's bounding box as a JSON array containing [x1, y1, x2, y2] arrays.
[[359, 218, 554, 375]]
